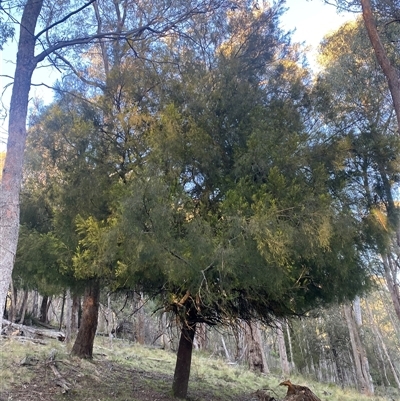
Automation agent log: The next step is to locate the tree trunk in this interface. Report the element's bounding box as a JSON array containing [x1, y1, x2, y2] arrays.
[[9, 281, 17, 323], [0, 0, 43, 330], [65, 289, 72, 343], [382, 254, 400, 322], [135, 292, 145, 344], [72, 294, 80, 333], [276, 320, 290, 376], [32, 290, 39, 318], [172, 323, 196, 399], [18, 289, 29, 325], [360, 0, 400, 135], [343, 303, 374, 395], [365, 300, 400, 389], [71, 280, 100, 358], [59, 291, 66, 331], [285, 321, 295, 372], [245, 321, 269, 374], [40, 295, 49, 323]]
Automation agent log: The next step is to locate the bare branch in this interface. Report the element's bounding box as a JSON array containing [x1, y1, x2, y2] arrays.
[[33, 5, 216, 64], [35, 0, 96, 39]]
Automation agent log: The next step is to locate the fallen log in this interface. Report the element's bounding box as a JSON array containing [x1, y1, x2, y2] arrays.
[[1, 319, 65, 341], [49, 363, 71, 393]]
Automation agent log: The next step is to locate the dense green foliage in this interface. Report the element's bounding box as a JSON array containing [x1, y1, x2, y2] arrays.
[[15, 4, 377, 329]]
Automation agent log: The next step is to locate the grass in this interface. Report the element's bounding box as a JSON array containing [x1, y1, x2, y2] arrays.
[[0, 336, 397, 401]]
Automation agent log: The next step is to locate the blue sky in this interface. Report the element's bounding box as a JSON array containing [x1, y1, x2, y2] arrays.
[[0, 0, 356, 149]]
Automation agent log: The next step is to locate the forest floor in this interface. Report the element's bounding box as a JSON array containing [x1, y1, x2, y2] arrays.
[[0, 335, 397, 401]]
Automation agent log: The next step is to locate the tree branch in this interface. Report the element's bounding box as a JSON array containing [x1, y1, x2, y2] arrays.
[[35, 0, 96, 39]]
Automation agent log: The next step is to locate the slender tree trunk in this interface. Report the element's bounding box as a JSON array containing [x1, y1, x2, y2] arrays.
[[65, 289, 72, 343], [360, 0, 400, 135], [331, 344, 345, 389], [285, 321, 295, 371], [71, 280, 100, 358], [172, 323, 196, 399], [0, 0, 43, 330], [276, 320, 290, 376], [220, 335, 231, 361], [40, 295, 49, 323], [72, 294, 80, 333], [9, 281, 17, 323], [382, 254, 400, 322], [18, 289, 29, 325], [32, 290, 39, 318], [135, 292, 145, 344], [365, 300, 400, 389], [343, 304, 374, 395], [59, 291, 66, 331]]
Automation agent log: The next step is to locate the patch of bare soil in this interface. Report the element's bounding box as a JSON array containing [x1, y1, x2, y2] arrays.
[[0, 351, 253, 401]]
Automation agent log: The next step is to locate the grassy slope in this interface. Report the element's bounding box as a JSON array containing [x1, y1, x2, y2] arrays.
[[0, 336, 397, 401]]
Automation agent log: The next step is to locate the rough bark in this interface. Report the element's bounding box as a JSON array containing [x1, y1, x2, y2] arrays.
[[172, 323, 196, 399], [71, 280, 100, 358], [360, 0, 400, 132], [0, 0, 43, 330]]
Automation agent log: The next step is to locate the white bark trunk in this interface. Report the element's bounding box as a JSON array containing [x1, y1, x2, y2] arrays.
[[276, 320, 290, 376], [0, 0, 43, 330], [344, 303, 374, 395], [65, 289, 72, 343]]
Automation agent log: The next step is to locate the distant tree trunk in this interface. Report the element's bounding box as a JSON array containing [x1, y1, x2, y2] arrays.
[[18, 289, 29, 324], [72, 294, 80, 332], [65, 289, 72, 343], [220, 335, 231, 361], [39, 295, 49, 323], [331, 344, 345, 389], [276, 320, 290, 376], [59, 291, 66, 331], [172, 322, 196, 398], [193, 323, 207, 350], [382, 254, 400, 322], [9, 282, 17, 323], [71, 280, 100, 358], [365, 300, 400, 389], [135, 292, 145, 344], [106, 292, 114, 343], [285, 321, 295, 371], [245, 321, 269, 374], [159, 312, 171, 350], [343, 303, 374, 395]]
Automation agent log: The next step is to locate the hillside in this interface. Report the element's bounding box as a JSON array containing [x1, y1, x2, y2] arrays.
[[0, 336, 396, 401]]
